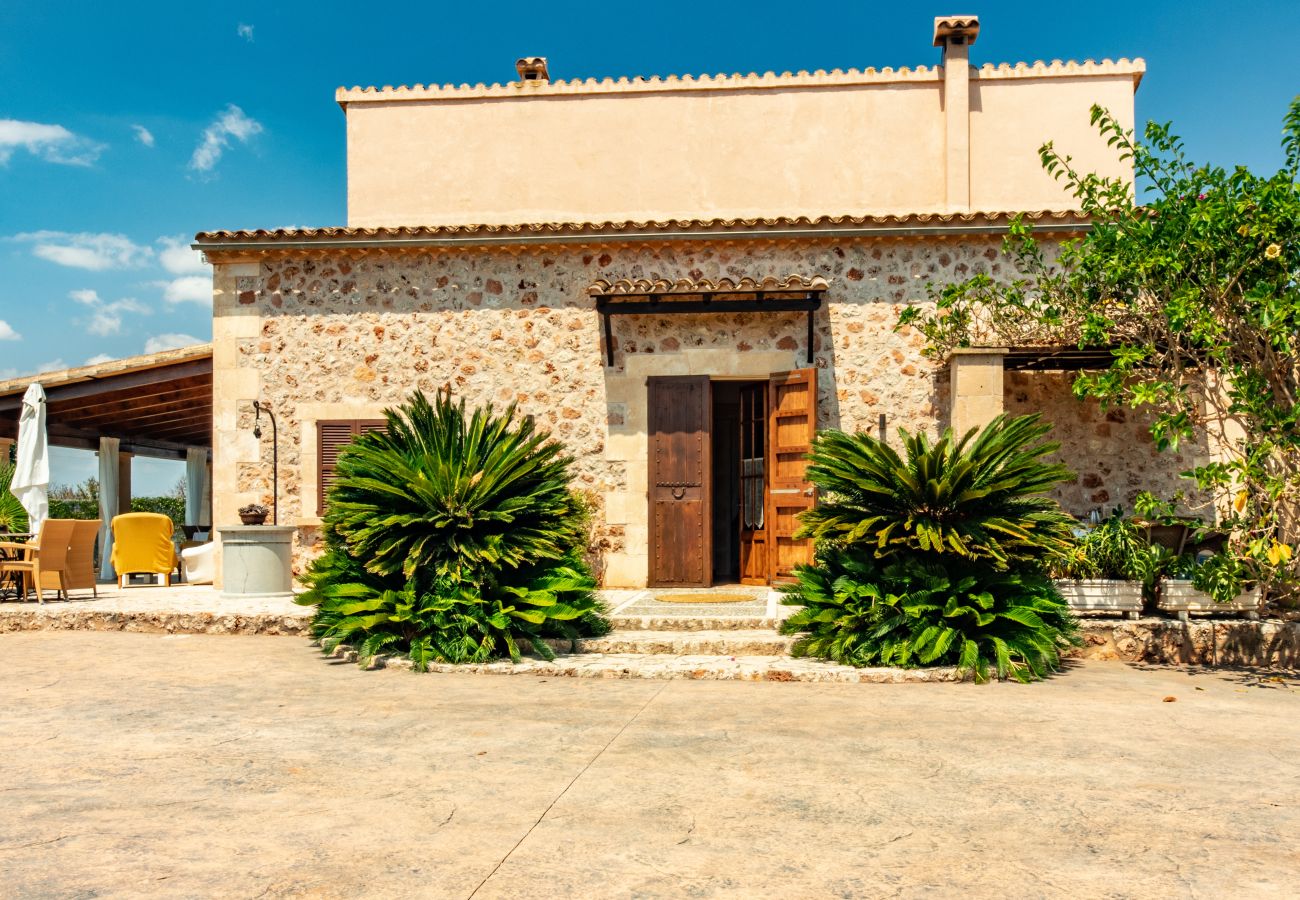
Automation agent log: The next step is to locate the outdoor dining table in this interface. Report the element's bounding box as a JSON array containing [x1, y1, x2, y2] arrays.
[[0, 534, 36, 602]]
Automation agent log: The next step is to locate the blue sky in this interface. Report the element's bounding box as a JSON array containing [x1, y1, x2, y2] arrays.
[[1, 0, 1296, 490]]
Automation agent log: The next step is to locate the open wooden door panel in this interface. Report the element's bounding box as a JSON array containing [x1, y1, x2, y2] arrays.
[[766, 368, 817, 583], [648, 375, 712, 587]]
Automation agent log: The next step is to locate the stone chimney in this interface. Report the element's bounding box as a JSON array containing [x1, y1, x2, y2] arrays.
[[933, 16, 980, 211], [515, 57, 550, 83]]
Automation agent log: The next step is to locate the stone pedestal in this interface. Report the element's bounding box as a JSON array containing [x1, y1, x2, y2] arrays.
[[217, 525, 296, 599]]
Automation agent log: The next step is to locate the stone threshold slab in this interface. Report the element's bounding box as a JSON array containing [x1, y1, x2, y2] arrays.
[[364, 651, 969, 683]]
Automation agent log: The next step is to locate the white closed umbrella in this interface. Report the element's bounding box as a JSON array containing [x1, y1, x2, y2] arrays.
[[11, 383, 49, 535]]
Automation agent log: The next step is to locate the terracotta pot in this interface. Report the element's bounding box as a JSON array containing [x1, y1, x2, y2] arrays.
[[239, 513, 268, 526]]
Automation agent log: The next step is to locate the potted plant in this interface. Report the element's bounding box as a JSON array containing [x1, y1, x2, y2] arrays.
[[239, 503, 270, 526], [1050, 509, 1146, 619], [1157, 551, 1261, 621]]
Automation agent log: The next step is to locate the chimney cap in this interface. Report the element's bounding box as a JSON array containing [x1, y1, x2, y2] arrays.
[[933, 15, 980, 47], [515, 57, 550, 82]]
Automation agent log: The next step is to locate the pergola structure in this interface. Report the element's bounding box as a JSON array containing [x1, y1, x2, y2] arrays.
[[0, 345, 213, 514]]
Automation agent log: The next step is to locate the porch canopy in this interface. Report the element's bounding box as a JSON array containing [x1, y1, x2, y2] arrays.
[[589, 275, 829, 367], [0, 345, 213, 461]]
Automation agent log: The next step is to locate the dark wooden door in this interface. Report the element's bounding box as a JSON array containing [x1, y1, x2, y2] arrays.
[[648, 376, 712, 587], [767, 368, 817, 583], [738, 382, 768, 585]]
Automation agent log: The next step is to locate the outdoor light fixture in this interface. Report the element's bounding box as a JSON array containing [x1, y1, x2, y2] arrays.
[[252, 400, 278, 525]]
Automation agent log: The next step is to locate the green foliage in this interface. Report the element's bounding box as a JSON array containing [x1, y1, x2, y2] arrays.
[[798, 414, 1076, 567], [298, 391, 609, 671], [1050, 509, 1148, 581], [0, 461, 27, 533], [780, 547, 1080, 683], [898, 97, 1300, 599], [325, 390, 585, 583], [781, 415, 1079, 682]]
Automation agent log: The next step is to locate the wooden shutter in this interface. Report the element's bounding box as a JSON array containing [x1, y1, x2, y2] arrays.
[[317, 419, 388, 515], [767, 368, 817, 583], [648, 376, 712, 587]]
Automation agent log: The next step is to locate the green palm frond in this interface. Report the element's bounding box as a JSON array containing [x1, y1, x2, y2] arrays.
[[780, 539, 1081, 682], [797, 414, 1075, 568], [297, 391, 609, 670], [0, 461, 28, 534]]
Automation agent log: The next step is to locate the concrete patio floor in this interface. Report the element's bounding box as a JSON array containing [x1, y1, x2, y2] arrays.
[[1, 631, 1297, 898]]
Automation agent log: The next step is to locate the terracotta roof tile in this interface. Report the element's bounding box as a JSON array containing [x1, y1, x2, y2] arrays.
[[589, 275, 829, 297], [195, 210, 1090, 249]]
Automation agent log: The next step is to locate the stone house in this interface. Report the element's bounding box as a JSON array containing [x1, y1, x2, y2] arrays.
[[196, 16, 1200, 588]]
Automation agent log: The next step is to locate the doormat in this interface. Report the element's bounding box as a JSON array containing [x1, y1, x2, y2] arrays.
[[652, 592, 760, 604]]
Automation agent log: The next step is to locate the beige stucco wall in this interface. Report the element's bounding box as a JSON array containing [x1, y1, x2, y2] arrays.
[[341, 62, 1141, 227], [969, 73, 1139, 213], [210, 232, 1187, 587]]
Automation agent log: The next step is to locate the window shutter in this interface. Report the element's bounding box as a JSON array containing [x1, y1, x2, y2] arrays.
[[316, 419, 390, 516], [317, 421, 356, 515]]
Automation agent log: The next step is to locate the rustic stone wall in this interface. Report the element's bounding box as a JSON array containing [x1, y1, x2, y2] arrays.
[[211, 234, 1197, 584], [1004, 370, 1211, 517]]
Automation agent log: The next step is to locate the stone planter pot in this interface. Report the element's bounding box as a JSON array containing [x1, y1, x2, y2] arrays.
[[217, 525, 296, 599], [1157, 579, 1261, 621], [1054, 579, 1143, 619], [239, 513, 267, 526]]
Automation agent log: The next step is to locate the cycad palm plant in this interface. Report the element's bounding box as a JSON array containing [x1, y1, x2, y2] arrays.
[[782, 547, 1079, 683], [781, 414, 1080, 682], [326, 390, 585, 583], [797, 414, 1075, 566], [0, 461, 27, 534], [299, 391, 609, 670]]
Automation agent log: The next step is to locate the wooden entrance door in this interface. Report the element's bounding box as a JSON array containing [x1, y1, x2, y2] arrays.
[[767, 368, 818, 583], [737, 383, 768, 584], [648, 376, 712, 587]]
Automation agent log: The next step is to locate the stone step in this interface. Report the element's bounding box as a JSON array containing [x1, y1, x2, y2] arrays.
[[609, 615, 782, 632], [377, 652, 964, 683], [575, 629, 793, 656]]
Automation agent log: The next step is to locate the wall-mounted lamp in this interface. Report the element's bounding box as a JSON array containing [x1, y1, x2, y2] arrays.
[[252, 400, 279, 525]]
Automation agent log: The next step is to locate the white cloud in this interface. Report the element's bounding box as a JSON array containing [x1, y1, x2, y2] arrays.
[[145, 333, 202, 354], [132, 125, 155, 147], [69, 289, 150, 337], [36, 359, 66, 374], [0, 367, 16, 380], [0, 320, 19, 341], [0, 118, 105, 166], [16, 231, 153, 271], [237, 23, 254, 42], [157, 236, 209, 275], [85, 353, 116, 366], [190, 105, 262, 173], [154, 275, 211, 305]]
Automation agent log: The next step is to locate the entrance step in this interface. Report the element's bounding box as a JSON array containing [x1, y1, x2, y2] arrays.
[[576, 629, 793, 656], [379, 652, 964, 683], [609, 614, 782, 632]]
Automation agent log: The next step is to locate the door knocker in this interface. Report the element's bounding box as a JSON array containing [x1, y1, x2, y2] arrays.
[[671, 486, 687, 500]]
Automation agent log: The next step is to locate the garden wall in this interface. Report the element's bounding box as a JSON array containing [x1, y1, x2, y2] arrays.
[[1005, 370, 1212, 517]]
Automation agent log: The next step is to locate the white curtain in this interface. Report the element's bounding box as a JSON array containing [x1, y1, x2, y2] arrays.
[[185, 447, 210, 527], [98, 436, 120, 581], [11, 384, 49, 535]]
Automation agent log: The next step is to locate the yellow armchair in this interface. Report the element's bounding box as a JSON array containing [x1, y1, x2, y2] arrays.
[[110, 512, 179, 588]]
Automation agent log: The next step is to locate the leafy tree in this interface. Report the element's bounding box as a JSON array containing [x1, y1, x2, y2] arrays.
[[899, 99, 1300, 599], [781, 415, 1080, 682], [298, 391, 609, 670]]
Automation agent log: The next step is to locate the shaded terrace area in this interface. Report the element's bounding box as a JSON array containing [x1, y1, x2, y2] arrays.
[[0, 344, 213, 465]]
